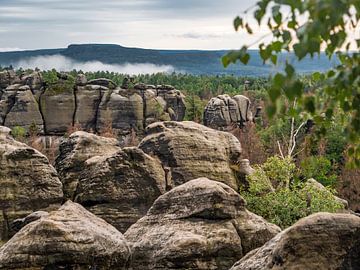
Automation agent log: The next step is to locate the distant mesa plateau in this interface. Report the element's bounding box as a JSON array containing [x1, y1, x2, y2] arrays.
[[0, 43, 338, 76]]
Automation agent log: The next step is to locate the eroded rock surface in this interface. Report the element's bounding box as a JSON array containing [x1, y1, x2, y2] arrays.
[[0, 201, 131, 270], [204, 94, 253, 129], [75, 146, 166, 232], [55, 131, 120, 199], [0, 129, 63, 240], [231, 212, 360, 270], [139, 121, 243, 190], [0, 70, 186, 136], [55, 131, 166, 232], [125, 178, 280, 270]]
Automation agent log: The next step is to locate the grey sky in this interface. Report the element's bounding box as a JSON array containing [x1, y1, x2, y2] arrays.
[[0, 0, 261, 50]]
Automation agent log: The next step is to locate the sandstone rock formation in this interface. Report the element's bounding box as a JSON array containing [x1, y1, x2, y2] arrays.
[[139, 121, 243, 190], [74, 147, 166, 232], [125, 178, 280, 270], [0, 70, 186, 136], [0, 127, 63, 240], [204, 94, 253, 129], [55, 131, 166, 232], [231, 212, 360, 270], [0, 201, 131, 269], [55, 131, 120, 199]]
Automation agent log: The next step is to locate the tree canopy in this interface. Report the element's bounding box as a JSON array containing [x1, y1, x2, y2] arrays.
[[223, 0, 360, 165]]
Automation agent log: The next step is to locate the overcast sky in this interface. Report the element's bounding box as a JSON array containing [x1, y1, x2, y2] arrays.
[[0, 0, 266, 51]]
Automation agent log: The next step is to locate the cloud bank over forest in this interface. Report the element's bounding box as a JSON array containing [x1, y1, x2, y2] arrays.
[[13, 55, 176, 75]]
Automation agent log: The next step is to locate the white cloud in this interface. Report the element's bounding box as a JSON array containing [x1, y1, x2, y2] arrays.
[[0, 47, 23, 52], [13, 55, 176, 75]]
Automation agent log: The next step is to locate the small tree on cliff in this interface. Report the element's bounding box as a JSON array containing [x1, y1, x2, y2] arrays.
[[223, 0, 360, 165]]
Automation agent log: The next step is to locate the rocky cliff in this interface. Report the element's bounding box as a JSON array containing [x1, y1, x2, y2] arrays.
[[0, 70, 186, 136]]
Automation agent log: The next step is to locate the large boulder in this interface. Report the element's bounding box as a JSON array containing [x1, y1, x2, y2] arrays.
[[73, 84, 105, 131], [97, 90, 144, 135], [0, 70, 19, 90], [0, 85, 18, 125], [231, 212, 360, 270], [55, 131, 120, 199], [125, 178, 280, 270], [0, 201, 131, 269], [4, 86, 43, 132], [39, 79, 76, 134], [204, 94, 253, 129], [156, 85, 186, 121], [0, 130, 63, 240], [74, 147, 166, 232], [20, 71, 43, 98], [139, 121, 242, 190]]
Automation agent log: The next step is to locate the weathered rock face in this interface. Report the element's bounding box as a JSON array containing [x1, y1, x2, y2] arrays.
[[139, 121, 242, 190], [97, 90, 144, 134], [0, 129, 63, 240], [55, 131, 120, 199], [0, 201, 131, 270], [125, 178, 280, 270], [55, 131, 166, 233], [4, 86, 44, 131], [204, 94, 253, 129], [74, 84, 104, 131], [75, 147, 166, 232], [40, 79, 76, 134], [0, 71, 186, 136], [0, 70, 19, 89], [231, 212, 360, 270]]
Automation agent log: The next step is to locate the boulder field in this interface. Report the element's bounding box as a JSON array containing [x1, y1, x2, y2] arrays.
[[0, 119, 360, 269]]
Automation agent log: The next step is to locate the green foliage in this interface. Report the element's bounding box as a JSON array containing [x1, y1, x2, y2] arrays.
[[243, 156, 344, 228], [225, 0, 360, 165], [11, 126, 26, 141], [184, 95, 206, 122], [262, 156, 295, 188], [300, 156, 337, 187], [42, 69, 59, 84]]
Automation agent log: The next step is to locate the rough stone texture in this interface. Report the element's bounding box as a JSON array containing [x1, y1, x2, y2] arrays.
[[10, 211, 49, 234], [97, 90, 144, 134], [231, 212, 360, 270], [0, 70, 19, 90], [157, 86, 186, 121], [139, 121, 242, 190], [0, 131, 63, 241], [0, 201, 131, 270], [125, 178, 280, 270], [74, 147, 166, 232], [20, 71, 43, 98], [4, 87, 43, 131], [0, 70, 187, 136], [74, 84, 105, 131], [55, 131, 120, 199], [40, 80, 76, 134], [0, 88, 17, 125], [204, 94, 253, 129]]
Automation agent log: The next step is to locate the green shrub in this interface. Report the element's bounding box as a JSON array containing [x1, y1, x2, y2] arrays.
[[243, 156, 344, 229], [261, 156, 296, 188], [300, 156, 338, 187], [11, 126, 27, 141]]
